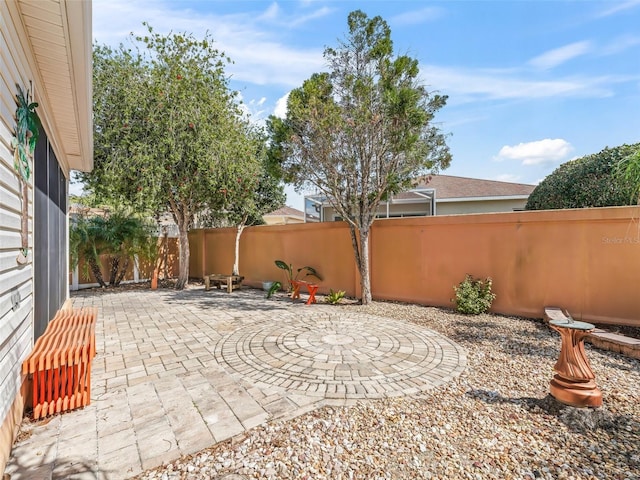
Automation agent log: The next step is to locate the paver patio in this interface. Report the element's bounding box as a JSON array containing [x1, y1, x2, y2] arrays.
[[6, 287, 466, 480]]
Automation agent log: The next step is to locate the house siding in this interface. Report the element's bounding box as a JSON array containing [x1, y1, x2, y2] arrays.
[[322, 200, 432, 221], [0, 4, 36, 441], [436, 198, 527, 215], [0, 0, 91, 473], [0, 2, 72, 472]]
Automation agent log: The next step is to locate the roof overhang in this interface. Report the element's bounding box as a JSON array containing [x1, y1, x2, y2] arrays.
[[14, 0, 93, 173]]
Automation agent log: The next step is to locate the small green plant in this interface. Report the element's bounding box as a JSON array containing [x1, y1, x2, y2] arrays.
[[266, 281, 282, 299], [274, 260, 322, 291], [325, 289, 346, 305], [452, 275, 496, 315]]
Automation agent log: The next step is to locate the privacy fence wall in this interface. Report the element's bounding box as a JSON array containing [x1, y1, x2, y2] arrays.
[[190, 206, 640, 327]]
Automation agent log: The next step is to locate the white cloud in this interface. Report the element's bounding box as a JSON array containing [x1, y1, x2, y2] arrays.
[[529, 41, 592, 70], [420, 64, 622, 102], [92, 0, 326, 89], [390, 7, 444, 26], [496, 139, 573, 166], [274, 93, 290, 118], [600, 35, 640, 56], [494, 174, 522, 183], [288, 7, 334, 27], [260, 2, 280, 21], [258, 2, 333, 27], [595, 0, 640, 18]]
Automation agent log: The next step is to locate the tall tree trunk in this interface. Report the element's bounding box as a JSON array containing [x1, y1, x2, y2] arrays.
[[348, 224, 372, 305], [232, 225, 244, 276], [175, 225, 190, 289], [88, 256, 107, 288], [108, 256, 119, 286], [232, 215, 248, 276], [114, 256, 130, 286], [358, 228, 372, 305]]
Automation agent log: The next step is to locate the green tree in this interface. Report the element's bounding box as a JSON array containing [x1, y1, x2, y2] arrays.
[[526, 143, 639, 210], [70, 211, 152, 287], [70, 214, 108, 287], [267, 11, 451, 304], [86, 24, 260, 289], [616, 147, 640, 205], [200, 130, 286, 275]]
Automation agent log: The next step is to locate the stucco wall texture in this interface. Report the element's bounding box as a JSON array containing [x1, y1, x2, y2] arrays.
[[190, 206, 640, 327]]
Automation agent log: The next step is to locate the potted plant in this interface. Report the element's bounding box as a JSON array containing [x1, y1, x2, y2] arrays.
[[274, 260, 322, 292]]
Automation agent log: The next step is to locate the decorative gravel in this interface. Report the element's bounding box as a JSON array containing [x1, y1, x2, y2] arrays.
[[135, 301, 640, 480]]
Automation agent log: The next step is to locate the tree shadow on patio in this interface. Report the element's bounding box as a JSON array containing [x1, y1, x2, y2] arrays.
[[160, 286, 300, 312], [7, 440, 121, 480]]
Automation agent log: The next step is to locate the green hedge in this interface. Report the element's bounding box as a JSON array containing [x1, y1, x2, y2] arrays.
[[525, 143, 639, 210]]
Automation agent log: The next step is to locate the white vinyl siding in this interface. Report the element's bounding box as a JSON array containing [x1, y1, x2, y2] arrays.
[[436, 198, 528, 215], [0, 0, 35, 426]]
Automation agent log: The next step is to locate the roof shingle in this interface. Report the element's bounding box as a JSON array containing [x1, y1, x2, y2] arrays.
[[415, 174, 535, 199]]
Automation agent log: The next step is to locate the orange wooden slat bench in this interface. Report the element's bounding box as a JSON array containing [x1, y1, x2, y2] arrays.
[[22, 307, 98, 419], [291, 280, 319, 305]]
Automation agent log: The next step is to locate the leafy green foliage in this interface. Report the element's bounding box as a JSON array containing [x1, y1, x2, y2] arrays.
[[11, 84, 40, 182], [70, 212, 154, 287], [274, 260, 322, 291], [525, 143, 639, 210], [198, 136, 286, 276], [266, 281, 282, 299], [87, 24, 264, 288], [267, 10, 451, 304], [452, 275, 496, 315], [615, 148, 640, 205], [325, 289, 346, 305]]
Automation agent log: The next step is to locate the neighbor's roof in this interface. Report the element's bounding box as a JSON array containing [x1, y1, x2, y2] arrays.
[[412, 175, 535, 200], [264, 206, 305, 218]]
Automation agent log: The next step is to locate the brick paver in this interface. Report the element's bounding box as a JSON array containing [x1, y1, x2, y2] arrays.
[[6, 287, 466, 479]]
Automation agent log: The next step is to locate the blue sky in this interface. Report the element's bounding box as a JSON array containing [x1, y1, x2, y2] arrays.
[[92, 0, 640, 211]]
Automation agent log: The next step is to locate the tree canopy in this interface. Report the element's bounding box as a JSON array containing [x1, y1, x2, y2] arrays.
[[616, 147, 640, 205], [70, 211, 153, 288], [267, 10, 451, 304], [525, 143, 639, 210], [201, 139, 286, 275], [87, 25, 273, 288]]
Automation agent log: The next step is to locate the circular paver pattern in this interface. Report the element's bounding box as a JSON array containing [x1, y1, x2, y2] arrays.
[[214, 311, 466, 399]]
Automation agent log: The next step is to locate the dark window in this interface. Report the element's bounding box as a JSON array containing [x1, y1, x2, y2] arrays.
[[33, 127, 68, 340]]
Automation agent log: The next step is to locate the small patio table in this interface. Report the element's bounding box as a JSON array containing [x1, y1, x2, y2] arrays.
[[548, 315, 602, 408], [291, 280, 319, 305]]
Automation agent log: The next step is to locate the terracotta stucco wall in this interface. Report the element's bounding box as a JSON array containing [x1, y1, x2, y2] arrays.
[[190, 222, 359, 296], [191, 206, 640, 326]]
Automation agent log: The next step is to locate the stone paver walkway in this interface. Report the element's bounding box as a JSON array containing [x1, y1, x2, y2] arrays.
[[6, 287, 466, 480]]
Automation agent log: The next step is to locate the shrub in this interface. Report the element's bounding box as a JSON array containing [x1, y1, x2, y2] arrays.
[[453, 275, 496, 315], [525, 143, 639, 210], [274, 260, 321, 291], [266, 281, 282, 299], [325, 289, 346, 305]]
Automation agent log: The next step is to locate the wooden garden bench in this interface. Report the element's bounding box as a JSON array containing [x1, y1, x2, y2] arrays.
[[22, 307, 97, 419], [204, 274, 244, 293]]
